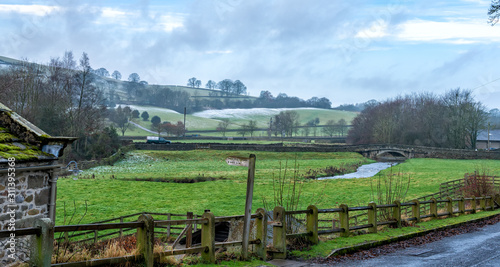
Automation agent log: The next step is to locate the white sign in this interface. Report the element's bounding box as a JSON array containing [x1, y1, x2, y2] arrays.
[[226, 156, 249, 167]]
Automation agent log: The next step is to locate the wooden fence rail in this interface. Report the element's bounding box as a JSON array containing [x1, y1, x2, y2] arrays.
[[0, 210, 267, 266], [1, 194, 499, 265], [268, 194, 500, 259], [55, 212, 202, 245]]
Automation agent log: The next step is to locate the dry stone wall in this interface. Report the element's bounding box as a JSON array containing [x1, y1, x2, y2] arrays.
[[0, 161, 57, 266]]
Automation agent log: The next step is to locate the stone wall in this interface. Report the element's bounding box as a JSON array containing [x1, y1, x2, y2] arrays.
[[0, 161, 57, 266], [135, 143, 500, 160]]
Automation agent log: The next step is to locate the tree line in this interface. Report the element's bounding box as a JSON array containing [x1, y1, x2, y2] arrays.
[[0, 51, 120, 160], [347, 89, 489, 149]]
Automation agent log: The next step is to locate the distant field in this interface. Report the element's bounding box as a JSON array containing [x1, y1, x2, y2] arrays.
[[120, 105, 357, 137]]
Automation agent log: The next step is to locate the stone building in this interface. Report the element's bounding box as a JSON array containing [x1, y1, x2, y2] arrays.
[[476, 129, 500, 150], [0, 102, 75, 266]]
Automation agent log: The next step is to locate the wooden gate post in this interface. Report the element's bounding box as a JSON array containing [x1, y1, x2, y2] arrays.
[[306, 205, 319, 244], [137, 214, 154, 267], [393, 200, 401, 228], [186, 212, 193, 248], [446, 197, 454, 217], [430, 198, 438, 218], [201, 211, 215, 263], [480, 197, 486, 211], [367, 202, 377, 233], [30, 218, 54, 267], [471, 196, 477, 213], [339, 204, 349, 237], [167, 213, 171, 239], [412, 199, 421, 223], [255, 208, 268, 260], [272, 206, 286, 259], [241, 154, 256, 261], [458, 197, 465, 215]]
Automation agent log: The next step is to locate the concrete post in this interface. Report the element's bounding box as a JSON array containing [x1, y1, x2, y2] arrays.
[[30, 218, 54, 267], [393, 200, 401, 228], [255, 208, 268, 260], [306, 205, 319, 244], [412, 199, 421, 223], [201, 211, 215, 263], [339, 204, 349, 237], [137, 214, 154, 267], [273, 206, 286, 259], [368, 202, 377, 233], [447, 197, 454, 217], [430, 198, 438, 218]]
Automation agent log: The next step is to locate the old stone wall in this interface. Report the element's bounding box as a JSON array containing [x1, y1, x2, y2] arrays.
[[0, 162, 56, 266], [135, 143, 500, 160]]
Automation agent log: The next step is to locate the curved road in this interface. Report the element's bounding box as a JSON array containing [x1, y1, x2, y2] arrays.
[[335, 220, 500, 267]]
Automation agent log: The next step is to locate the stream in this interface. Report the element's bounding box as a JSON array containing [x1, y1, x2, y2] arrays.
[[317, 162, 398, 180]]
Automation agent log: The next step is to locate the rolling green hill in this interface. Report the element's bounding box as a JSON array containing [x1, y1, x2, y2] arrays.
[[120, 105, 357, 137]]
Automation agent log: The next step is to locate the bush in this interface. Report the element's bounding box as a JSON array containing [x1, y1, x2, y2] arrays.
[[460, 170, 499, 197]]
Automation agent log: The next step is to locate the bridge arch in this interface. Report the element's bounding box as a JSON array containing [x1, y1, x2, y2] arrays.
[[375, 150, 409, 160]]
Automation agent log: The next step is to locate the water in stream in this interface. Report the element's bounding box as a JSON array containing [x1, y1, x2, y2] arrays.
[[317, 162, 398, 180]]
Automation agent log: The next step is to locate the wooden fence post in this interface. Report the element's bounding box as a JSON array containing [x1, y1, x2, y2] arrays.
[[486, 196, 492, 210], [412, 199, 420, 223], [137, 214, 154, 267], [201, 211, 215, 263], [167, 213, 171, 239], [430, 198, 437, 219], [186, 212, 193, 248], [306, 205, 319, 244], [339, 204, 349, 237], [480, 197, 486, 211], [368, 202, 377, 233], [30, 218, 54, 267], [119, 216, 124, 238], [273, 206, 286, 259], [471, 196, 477, 214], [94, 230, 98, 243], [255, 208, 267, 260], [446, 197, 454, 217], [458, 197, 465, 215], [393, 200, 401, 228]]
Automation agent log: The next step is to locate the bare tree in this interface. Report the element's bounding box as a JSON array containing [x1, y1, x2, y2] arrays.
[[187, 77, 197, 88], [112, 70, 122, 80], [206, 80, 217, 89], [195, 79, 202, 88], [232, 80, 247, 95], [128, 73, 140, 83], [217, 118, 230, 137]]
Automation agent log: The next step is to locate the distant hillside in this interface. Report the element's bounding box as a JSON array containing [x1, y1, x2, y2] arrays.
[[119, 104, 357, 137], [0, 55, 333, 113]]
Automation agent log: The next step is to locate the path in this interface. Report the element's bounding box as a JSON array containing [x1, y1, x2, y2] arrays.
[[328, 220, 500, 267]]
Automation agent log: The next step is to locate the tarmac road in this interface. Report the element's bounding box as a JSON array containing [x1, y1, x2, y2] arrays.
[[335, 220, 500, 267]]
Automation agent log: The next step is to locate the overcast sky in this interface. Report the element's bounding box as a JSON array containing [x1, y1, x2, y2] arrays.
[[1, 0, 500, 109]]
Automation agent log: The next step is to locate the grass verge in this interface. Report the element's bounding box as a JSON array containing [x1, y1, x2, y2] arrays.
[[290, 209, 500, 259]]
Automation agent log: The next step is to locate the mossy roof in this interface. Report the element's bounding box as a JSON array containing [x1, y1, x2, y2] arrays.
[[0, 126, 53, 161], [0, 102, 76, 162]]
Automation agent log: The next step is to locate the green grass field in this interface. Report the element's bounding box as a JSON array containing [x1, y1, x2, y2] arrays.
[[118, 105, 357, 137], [55, 150, 500, 226]]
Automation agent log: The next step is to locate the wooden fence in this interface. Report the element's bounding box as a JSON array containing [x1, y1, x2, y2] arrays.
[[0, 209, 267, 266], [1, 194, 499, 266], [342, 176, 500, 229], [55, 212, 202, 244]]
